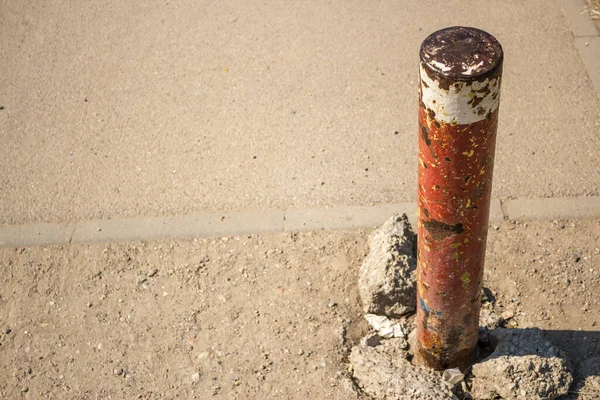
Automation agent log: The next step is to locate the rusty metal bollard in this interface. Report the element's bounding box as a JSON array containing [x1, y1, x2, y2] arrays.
[[414, 27, 503, 370]]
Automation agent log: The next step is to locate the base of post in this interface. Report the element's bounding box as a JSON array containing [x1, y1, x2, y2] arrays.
[[412, 342, 478, 372]]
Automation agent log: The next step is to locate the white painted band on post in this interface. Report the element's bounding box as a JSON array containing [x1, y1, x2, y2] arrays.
[[419, 63, 501, 125]]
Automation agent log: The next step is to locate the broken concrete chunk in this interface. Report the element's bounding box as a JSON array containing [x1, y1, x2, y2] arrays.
[[574, 356, 600, 395], [350, 339, 455, 400], [471, 328, 573, 400], [359, 214, 417, 317], [479, 307, 502, 330], [442, 368, 464, 387]]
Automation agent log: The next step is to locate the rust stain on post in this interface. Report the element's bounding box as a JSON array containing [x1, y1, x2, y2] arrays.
[[414, 26, 503, 371]]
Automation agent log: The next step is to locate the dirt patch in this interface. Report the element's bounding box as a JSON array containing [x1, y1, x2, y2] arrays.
[[483, 219, 600, 399], [0, 218, 598, 399], [0, 232, 369, 399]]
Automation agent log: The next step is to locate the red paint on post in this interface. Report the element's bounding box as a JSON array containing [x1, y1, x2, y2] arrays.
[[414, 27, 503, 370]]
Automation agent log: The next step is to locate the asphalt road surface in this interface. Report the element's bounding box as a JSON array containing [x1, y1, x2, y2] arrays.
[[1, 0, 599, 225]]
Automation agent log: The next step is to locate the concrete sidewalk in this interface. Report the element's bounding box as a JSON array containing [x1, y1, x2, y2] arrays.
[[1, 0, 599, 227]]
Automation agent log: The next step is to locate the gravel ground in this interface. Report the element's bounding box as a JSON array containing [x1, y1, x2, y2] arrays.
[[0, 218, 598, 399]]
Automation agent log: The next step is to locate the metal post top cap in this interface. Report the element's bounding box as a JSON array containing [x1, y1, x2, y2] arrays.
[[420, 26, 503, 81]]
